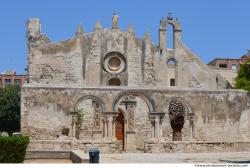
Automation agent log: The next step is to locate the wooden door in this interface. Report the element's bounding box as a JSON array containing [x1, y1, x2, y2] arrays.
[[115, 111, 124, 149]]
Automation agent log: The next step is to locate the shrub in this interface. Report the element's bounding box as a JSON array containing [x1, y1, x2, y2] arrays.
[[0, 85, 20, 135], [0, 136, 29, 163], [235, 58, 250, 92]]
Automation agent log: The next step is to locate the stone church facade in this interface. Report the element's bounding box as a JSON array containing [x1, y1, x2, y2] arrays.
[[21, 14, 250, 153]]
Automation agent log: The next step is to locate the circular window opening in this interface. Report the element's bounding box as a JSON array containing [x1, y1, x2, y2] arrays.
[[108, 57, 121, 71], [103, 52, 126, 74], [108, 78, 121, 86]]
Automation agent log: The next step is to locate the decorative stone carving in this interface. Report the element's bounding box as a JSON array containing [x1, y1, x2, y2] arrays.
[[124, 98, 137, 131], [103, 52, 126, 74], [93, 102, 101, 130], [127, 106, 135, 130], [169, 100, 185, 141]]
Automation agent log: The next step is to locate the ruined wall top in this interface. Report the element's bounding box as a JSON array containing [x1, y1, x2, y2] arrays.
[[26, 14, 230, 90]]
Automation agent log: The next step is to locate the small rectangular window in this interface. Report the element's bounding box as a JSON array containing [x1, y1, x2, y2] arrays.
[[14, 79, 21, 86], [219, 64, 227, 68], [170, 78, 175, 86], [231, 64, 237, 71], [5, 79, 12, 85]]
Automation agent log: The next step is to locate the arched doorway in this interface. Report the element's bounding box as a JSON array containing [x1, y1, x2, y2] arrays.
[[115, 109, 125, 150], [113, 92, 154, 152]]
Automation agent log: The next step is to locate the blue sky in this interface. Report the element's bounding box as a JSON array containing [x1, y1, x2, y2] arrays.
[[0, 0, 249, 74]]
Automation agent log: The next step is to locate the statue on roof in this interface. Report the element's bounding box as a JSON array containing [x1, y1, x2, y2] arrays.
[[112, 13, 119, 29]]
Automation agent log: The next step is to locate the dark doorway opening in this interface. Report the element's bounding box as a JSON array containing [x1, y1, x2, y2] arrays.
[[115, 110, 125, 150]]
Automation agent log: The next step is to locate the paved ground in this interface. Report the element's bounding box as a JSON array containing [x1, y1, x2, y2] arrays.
[[24, 152, 250, 163], [24, 159, 72, 163], [100, 152, 250, 163]]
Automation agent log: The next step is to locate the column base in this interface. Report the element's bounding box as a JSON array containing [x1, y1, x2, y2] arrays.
[[125, 145, 137, 152]]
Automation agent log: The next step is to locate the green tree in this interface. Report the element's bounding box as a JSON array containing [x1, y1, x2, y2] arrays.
[[235, 58, 250, 92], [0, 85, 20, 135]]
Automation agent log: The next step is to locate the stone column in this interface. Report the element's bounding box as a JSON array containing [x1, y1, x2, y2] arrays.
[[155, 115, 160, 138], [189, 112, 195, 140], [112, 116, 116, 139], [150, 120, 155, 139], [149, 112, 165, 141], [107, 115, 113, 138], [72, 120, 76, 138], [102, 112, 118, 140], [104, 119, 108, 138], [70, 112, 78, 139]]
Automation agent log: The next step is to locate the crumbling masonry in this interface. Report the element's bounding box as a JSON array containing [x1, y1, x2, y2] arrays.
[[21, 14, 250, 153]]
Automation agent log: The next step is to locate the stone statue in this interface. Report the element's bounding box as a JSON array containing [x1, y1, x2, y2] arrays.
[[112, 13, 119, 29]]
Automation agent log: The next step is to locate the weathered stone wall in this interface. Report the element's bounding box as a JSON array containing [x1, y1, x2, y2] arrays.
[[28, 38, 83, 86], [27, 140, 122, 154], [24, 17, 248, 153], [144, 141, 250, 153], [21, 86, 250, 146], [26, 18, 229, 89]]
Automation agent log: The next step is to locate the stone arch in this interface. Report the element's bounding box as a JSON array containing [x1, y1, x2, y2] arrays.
[[166, 57, 178, 87], [118, 107, 127, 119], [113, 91, 154, 151], [161, 97, 195, 141], [74, 95, 106, 140], [167, 23, 174, 49], [112, 90, 155, 112], [167, 57, 178, 66], [166, 20, 180, 49], [74, 95, 106, 112], [162, 97, 192, 115]]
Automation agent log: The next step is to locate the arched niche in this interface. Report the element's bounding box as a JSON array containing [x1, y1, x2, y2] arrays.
[[166, 57, 178, 87], [74, 95, 106, 140], [108, 77, 121, 86], [161, 97, 195, 141]]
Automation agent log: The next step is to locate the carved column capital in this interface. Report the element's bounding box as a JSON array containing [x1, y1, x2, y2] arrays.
[[70, 111, 78, 124], [149, 112, 165, 140], [149, 112, 165, 120], [102, 111, 118, 139]]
